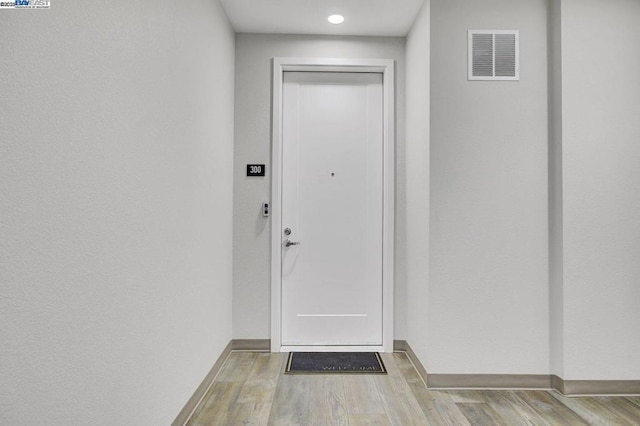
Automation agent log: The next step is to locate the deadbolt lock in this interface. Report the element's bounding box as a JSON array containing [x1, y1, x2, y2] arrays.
[[284, 228, 292, 236]]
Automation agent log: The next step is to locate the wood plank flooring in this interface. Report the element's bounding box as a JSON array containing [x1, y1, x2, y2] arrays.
[[187, 352, 640, 425]]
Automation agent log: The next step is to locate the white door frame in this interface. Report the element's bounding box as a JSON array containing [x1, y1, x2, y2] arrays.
[[271, 57, 395, 353]]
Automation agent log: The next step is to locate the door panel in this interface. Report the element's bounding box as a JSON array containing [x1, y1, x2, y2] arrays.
[[281, 72, 383, 346]]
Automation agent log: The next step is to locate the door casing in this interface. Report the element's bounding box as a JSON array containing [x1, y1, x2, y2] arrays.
[[271, 57, 395, 353]]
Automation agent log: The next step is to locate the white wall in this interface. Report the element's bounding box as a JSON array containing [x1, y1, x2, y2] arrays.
[[0, 1, 235, 424], [560, 0, 640, 380], [548, 0, 565, 379], [232, 34, 407, 340], [405, 0, 431, 365], [429, 0, 550, 374]]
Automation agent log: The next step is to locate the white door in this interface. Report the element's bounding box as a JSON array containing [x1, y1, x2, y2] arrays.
[[281, 71, 384, 347]]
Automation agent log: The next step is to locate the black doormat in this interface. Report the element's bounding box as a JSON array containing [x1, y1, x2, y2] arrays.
[[285, 352, 387, 374]]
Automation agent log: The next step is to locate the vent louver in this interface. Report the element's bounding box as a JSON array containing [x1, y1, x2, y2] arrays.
[[468, 30, 519, 81]]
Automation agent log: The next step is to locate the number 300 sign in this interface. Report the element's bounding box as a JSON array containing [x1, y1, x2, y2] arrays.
[[246, 164, 266, 177]]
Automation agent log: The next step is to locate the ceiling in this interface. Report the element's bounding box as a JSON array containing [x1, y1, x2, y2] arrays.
[[219, 0, 425, 37]]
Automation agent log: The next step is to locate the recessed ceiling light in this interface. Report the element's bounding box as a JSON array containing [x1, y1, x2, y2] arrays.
[[328, 14, 345, 25]]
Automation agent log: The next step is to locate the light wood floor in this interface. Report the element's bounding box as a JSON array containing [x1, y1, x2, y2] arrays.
[[187, 352, 640, 425]]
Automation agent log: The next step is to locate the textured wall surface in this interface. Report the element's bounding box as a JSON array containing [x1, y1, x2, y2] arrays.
[[429, 0, 550, 374], [560, 0, 640, 380], [232, 34, 407, 341], [0, 1, 235, 424], [405, 0, 431, 366]]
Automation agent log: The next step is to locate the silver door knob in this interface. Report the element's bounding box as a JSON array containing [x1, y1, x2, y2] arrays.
[[285, 239, 300, 247]]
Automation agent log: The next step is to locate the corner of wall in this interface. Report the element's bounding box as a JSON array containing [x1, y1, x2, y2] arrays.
[[547, 0, 565, 380], [405, 0, 431, 365]]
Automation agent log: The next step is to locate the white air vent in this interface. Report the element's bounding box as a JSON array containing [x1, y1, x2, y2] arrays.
[[468, 30, 519, 81]]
